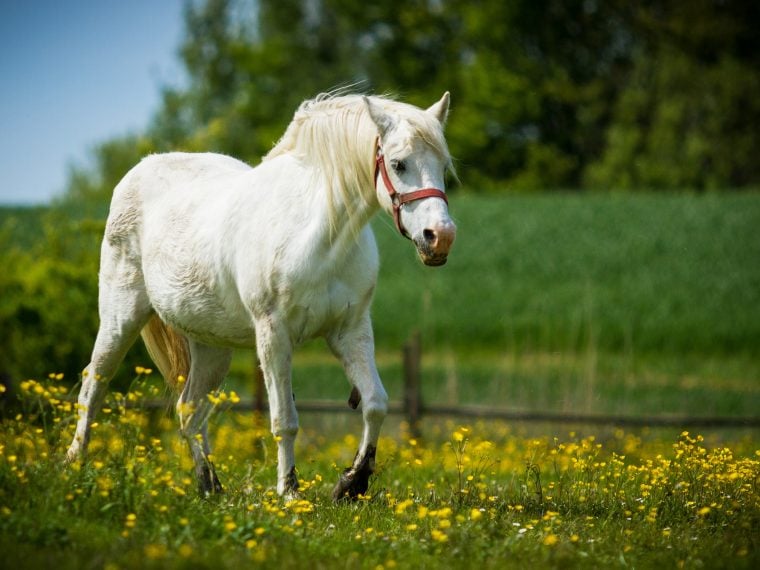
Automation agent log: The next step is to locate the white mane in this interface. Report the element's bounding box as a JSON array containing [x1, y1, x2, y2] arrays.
[[264, 93, 452, 232]]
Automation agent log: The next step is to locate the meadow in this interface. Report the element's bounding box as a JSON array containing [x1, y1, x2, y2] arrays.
[[1, 192, 759, 567], [0, 372, 758, 569]]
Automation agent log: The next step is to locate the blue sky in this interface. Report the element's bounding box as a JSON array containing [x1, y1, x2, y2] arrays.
[[0, 1, 185, 204]]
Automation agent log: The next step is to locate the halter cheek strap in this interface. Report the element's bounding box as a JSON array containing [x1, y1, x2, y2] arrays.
[[373, 141, 448, 240]]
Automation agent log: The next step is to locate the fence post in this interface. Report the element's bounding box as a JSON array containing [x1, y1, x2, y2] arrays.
[[403, 330, 422, 437]]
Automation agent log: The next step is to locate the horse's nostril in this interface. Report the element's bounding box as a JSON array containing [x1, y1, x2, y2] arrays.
[[423, 229, 436, 243]]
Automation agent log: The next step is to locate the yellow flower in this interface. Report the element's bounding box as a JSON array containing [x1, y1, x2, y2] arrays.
[[543, 534, 559, 546], [124, 513, 137, 529], [178, 544, 193, 558], [470, 508, 483, 521], [144, 543, 166, 559], [395, 499, 414, 515], [431, 529, 448, 543]]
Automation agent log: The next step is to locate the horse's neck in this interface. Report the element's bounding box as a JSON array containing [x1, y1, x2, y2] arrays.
[[323, 185, 379, 255], [248, 153, 378, 263]]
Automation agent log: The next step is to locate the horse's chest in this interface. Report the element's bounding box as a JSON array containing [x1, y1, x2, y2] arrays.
[[284, 279, 363, 344]]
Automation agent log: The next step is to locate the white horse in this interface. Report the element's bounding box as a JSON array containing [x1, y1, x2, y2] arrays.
[[66, 92, 456, 500]]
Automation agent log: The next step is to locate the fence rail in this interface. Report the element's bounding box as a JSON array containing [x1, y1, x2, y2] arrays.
[[133, 331, 760, 431]]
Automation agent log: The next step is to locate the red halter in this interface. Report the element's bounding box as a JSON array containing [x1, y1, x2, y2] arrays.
[[374, 141, 448, 240]]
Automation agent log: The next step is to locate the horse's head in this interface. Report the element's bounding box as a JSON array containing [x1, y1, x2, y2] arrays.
[[364, 93, 457, 267]]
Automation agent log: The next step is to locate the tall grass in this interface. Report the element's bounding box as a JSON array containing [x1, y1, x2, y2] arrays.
[[371, 192, 760, 355]]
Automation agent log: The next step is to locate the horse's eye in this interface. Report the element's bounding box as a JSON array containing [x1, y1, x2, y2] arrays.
[[391, 159, 406, 174]]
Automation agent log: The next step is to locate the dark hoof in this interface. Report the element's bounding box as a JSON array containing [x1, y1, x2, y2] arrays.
[[348, 387, 361, 409], [332, 446, 375, 501], [197, 462, 223, 496], [284, 466, 299, 496]]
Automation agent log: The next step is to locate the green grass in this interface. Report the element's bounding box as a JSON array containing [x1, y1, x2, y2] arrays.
[[371, 192, 760, 355], [1, 376, 758, 569], [222, 340, 760, 420], [3, 191, 759, 358]]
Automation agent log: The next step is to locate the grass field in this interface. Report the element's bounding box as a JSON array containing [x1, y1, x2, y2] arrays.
[[370, 192, 760, 355], [0, 373, 758, 569], [2, 192, 759, 358], [1, 193, 759, 567]]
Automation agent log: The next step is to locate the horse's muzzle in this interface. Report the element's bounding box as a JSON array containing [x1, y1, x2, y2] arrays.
[[418, 251, 449, 266], [414, 222, 456, 266]]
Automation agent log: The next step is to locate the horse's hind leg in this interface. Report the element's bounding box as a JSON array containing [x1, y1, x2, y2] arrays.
[[328, 315, 388, 500], [66, 272, 151, 461], [176, 339, 232, 495]]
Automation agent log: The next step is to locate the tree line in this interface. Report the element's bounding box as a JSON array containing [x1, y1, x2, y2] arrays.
[[64, 0, 760, 211]]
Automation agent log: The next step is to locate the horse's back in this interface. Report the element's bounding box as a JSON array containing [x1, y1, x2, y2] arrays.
[[105, 152, 251, 244], [117, 152, 251, 204]]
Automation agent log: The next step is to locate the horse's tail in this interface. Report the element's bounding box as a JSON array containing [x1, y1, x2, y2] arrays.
[[140, 314, 190, 393]]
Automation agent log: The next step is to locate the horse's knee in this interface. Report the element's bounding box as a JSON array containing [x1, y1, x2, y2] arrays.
[[272, 422, 299, 440], [363, 392, 388, 422]]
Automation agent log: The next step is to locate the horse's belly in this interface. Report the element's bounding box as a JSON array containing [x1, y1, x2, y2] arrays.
[[168, 307, 255, 349], [143, 264, 256, 348]]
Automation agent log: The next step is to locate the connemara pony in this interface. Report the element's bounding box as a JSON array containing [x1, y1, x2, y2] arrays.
[[66, 92, 457, 500]]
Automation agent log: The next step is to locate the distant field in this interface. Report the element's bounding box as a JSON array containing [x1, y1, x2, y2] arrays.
[[370, 192, 760, 355], [3, 192, 759, 356]]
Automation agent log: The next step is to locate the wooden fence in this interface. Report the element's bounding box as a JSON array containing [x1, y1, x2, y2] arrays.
[[143, 332, 760, 431]]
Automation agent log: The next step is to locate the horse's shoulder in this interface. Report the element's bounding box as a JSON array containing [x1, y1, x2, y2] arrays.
[[346, 227, 380, 276]]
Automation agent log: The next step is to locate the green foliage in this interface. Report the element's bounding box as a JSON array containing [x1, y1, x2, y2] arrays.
[[0, 219, 98, 381], [137, 0, 760, 193], [0, 209, 149, 387], [587, 50, 760, 190]]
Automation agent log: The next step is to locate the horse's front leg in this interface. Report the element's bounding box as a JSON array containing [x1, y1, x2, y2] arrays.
[[328, 315, 388, 501], [255, 317, 299, 498]]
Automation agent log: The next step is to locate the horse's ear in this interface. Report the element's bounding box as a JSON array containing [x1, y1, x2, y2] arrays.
[[427, 91, 450, 125], [364, 96, 395, 137]]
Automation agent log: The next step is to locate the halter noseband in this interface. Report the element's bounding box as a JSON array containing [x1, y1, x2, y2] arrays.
[[373, 138, 448, 240]]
